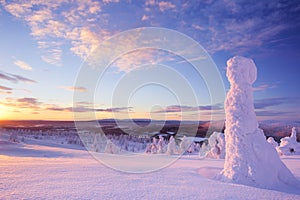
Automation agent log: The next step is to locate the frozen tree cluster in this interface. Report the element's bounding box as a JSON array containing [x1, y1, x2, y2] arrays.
[[219, 56, 299, 189], [3, 127, 205, 155], [7, 128, 84, 146], [80, 131, 150, 154], [145, 135, 201, 155], [145, 136, 168, 154], [277, 127, 300, 155]]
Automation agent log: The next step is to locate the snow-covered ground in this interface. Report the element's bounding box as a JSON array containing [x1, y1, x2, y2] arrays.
[[1, 132, 300, 200]]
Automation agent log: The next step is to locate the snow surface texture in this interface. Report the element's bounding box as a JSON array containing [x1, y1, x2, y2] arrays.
[[277, 127, 300, 155], [1, 132, 300, 199], [205, 132, 225, 159], [219, 56, 300, 190]]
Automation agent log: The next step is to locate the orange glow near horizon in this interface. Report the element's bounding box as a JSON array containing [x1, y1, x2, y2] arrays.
[[0, 105, 11, 120], [0, 107, 184, 121], [0, 104, 224, 121]]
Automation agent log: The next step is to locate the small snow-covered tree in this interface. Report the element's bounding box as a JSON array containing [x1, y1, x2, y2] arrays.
[[267, 137, 278, 148], [150, 143, 158, 154], [277, 127, 300, 155], [157, 136, 165, 153], [146, 137, 158, 154], [195, 143, 201, 152], [104, 140, 120, 154], [179, 136, 191, 154], [199, 143, 210, 158], [206, 132, 225, 159], [166, 136, 176, 155], [187, 142, 195, 154], [92, 136, 101, 152]]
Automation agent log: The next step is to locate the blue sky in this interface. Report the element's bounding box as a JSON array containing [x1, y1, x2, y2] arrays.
[[0, 0, 299, 121]]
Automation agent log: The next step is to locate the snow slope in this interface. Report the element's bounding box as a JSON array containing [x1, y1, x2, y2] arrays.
[[1, 135, 300, 199]]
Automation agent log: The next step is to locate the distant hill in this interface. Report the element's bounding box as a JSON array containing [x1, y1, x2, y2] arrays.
[[0, 119, 298, 141]]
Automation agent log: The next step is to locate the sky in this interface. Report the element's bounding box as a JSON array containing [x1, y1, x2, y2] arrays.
[[0, 0, 300, 121]]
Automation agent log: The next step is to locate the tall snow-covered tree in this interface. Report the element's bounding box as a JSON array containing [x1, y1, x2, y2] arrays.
[[219, 56, 299, 189]]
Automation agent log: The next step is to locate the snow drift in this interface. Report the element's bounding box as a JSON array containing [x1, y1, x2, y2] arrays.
[[219, 56, 300, 190]]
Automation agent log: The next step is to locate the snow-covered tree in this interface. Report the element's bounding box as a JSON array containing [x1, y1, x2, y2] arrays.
[[219, 56, 299, 189], [277, 127, 300, 155], [206, 132, 225, 159], [146, 137, 158, 154], [150, 143, 157, 154], [157, 136, 165, 153], [187, 142, 195, 154], [179, 136, 191, 154], [92, 133, 105, 152], [267, 137, 278, 148], [199, 143, 209, 158], [166, 136, 176, 155]]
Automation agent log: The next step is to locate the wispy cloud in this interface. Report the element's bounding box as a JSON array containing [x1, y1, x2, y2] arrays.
[[191, 24, 205, 31], [152, 104, 223, 113], [14, 60, 33, 71], [158, 1, 176, 12], [46, 105, 132, 113], [2, 97, 41, 109], [66, 27, 106, 59], [254, 97, 300, 109], [253, 84, 276, 92], [144, 1, 300, 54], [0, 71, 36, 84], [45, 106, 132, 113], [17, 97, 41, 106], [2, 0, 299, 67], [95, 107, 133, 113], [60, 86, 87, 92], [112, 49, 177, 73], [0, 85, 12, 91], [102, 0, 119, 4], [255, 110, 293, 117], [0, 85, 12, 94], [41, 49, 62, 66], [1, 0, 104, 65], [1, 96, 132, 114], [0, 72, 17, 82], [141, 14, 149, 21], [145, 0, 176, 12]]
